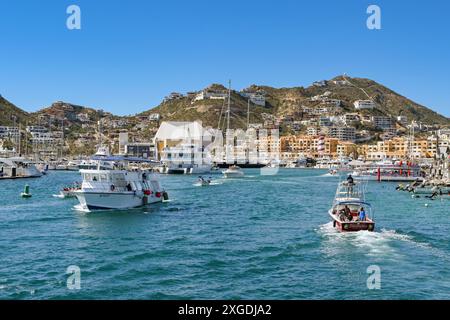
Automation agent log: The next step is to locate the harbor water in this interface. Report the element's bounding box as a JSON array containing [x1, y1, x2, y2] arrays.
[[0, 169, 449, 299]]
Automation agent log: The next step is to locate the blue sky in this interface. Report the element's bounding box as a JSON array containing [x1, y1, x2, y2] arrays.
[[0, 0, 449, 117]]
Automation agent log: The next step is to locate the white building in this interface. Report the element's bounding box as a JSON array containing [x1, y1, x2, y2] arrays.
[[397, 115, 408, 125], [372, 116, 393, 129], [332, 80, 349, 86], [148, 113, 160, 121], [240, 91, 266, 107], [0, 126, 20, 139], [26, 126, 48, 134], [354, 100, 375, 109], [194, 89, 227, 101], [312, 80, 327, 87]]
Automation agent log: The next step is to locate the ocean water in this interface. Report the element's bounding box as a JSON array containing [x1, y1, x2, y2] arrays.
[[0, 169, 449, 300]]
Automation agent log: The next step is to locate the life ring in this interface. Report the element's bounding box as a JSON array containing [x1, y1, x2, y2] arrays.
[[110, 185, 115, 191]]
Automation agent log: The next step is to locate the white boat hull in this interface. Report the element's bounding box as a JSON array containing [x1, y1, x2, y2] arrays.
[[75, 192, 163, 210]]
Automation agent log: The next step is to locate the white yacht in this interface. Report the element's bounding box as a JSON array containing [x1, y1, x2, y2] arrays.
[[222, 165, 244, 178], [74, 156, 167, 211], [0, 157, 43, 179], [159, 143, 212, 174]]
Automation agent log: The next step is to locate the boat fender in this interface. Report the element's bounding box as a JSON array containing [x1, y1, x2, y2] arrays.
[[110, 184, 115, 191]]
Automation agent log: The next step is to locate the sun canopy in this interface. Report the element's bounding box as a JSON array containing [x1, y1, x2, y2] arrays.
[[335, 200, 372, 207]]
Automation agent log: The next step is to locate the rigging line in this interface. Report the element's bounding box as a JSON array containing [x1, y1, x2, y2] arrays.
[[217, 99, 226, 130], [229, 111, 251, 128]]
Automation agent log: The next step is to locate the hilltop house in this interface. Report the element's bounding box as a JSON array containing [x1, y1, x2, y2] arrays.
[[354, 100, 375, 109]]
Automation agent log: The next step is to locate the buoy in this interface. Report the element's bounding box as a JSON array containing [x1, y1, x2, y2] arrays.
[[21, 184, 32, 198]]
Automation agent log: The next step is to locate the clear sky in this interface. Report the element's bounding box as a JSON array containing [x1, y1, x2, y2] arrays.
[[1, 0, 449, 117]]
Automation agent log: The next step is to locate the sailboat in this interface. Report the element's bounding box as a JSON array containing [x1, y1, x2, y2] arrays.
[[217, 80, 265, 169]]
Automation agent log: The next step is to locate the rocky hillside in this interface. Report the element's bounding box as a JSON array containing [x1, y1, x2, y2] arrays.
[[141, 76, 450, 128], [2, 76, 449, 130], [0, 95, 30, 125]]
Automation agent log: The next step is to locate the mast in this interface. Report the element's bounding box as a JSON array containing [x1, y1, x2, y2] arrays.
[[61, 119, 65, 159], [18, 123, 21, 156], [247, 98, 250, 130], [227, 80, 231, 131]]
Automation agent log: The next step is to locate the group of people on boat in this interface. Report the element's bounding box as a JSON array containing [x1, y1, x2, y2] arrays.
[[198, 176, 212, 184], [338, 205, 367, 222]]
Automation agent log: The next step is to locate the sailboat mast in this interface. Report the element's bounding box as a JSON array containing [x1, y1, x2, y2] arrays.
[[247, 98, 250, 130], [227, 80, 231, 131], [99, 119, 103, 147], [18, 123, 21, 156]]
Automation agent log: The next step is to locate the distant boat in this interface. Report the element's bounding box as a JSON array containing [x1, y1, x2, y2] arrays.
[[0, 157, 43, 179], [222, 165, 244, 178]]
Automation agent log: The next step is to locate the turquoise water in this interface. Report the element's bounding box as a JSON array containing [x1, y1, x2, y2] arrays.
[[0, 169, 449, 299]]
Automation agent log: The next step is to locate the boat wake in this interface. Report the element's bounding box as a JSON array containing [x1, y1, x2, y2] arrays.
[[72, 204, 90, 213], [192, 181, 222, 187], [317, 222, 448, 261]]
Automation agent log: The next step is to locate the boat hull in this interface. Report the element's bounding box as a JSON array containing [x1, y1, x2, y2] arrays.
[[329, 210, 375, 232], [75, 192, 163, 210]]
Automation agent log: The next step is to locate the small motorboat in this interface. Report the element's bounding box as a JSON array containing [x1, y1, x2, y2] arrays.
[[222, 165, 244, 178], [196, 176, 212, 186], [53, 183, 81, 199], [329, 200, 375, 232], [328, 181, 375, 232]]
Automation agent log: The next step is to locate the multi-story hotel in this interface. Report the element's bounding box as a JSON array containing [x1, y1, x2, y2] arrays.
[[280, 135, 338, 159]]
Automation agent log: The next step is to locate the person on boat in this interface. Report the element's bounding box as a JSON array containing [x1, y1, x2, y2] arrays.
[[341, 205, 352, 221], [126, 183, 133, 191], [358, 207, 366, 221], [347, 174, 354, 185]]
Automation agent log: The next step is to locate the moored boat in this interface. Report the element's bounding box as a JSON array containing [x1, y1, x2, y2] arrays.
[[0, 157, 43, 179]]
